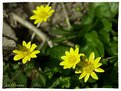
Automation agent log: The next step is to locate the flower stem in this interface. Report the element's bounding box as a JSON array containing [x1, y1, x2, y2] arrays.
[[61, 2, 71, 29], [11, 64, 25, 81], [31, 23, 40, 42]]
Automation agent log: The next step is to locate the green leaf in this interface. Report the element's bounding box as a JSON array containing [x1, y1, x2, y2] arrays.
[[31, 72, 46, 88], [13, 64, 19, 70], [101, 19, 112, 32], [98, 30, 110, 44], [59, 77, 71, 88], [109, 2, 119, 17], [48, 45, 70, 60], [83, 31, 104, 57], [51, 27, 71, 35], [53, 35, 76, 43], [16, 73, 27, 87], [49, 79, 60, 88], [106, 41, 118, 56], [95, 3, 112, 18], [88, 3, 104, 15]]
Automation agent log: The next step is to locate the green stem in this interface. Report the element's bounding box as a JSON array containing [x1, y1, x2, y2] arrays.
[[61, 2, 71, 29], [11, 64, 25, 81]]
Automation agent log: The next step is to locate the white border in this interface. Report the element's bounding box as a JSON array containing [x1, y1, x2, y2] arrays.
[[0, 0, 120, 2], [0, 0, 120, 91]]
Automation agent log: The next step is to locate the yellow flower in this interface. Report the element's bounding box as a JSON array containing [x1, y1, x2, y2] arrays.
[[13, 41, 40, 64], [75, 52, 104, 83], [60, 46, 84, 69], [30, 5, 55, 24]]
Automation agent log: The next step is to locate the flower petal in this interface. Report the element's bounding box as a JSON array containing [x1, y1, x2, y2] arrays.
[[34, 19, 42, 24], [26, 41, 31, 49], [22, 56, 29, 64], [30, 53, 37, 58], [30, 15, 37, 20], [37, 6, 41, 11], [48, 10, 55, 15], [32, 50, 40, 55], [60, 61, 67, 66], [91, 72, 98, 80], [89, 52, 95, 61], [63, 63, 72, 69], [14, 54, 24, 61], [94, 57, 101, 63], [75, 70, 82, 74], [33, 10, 38, 14], [94, 63, 102, 68], [67, 63, 73, 69], [30, 44, 37, 52], [79, 71, 86, 79], [72, 64, 76, 69], [75, 47, 79, 54], [65, 51, 70, 56], [84, 74, 90, 83], [61, 56, 66, 60], [40, 5, 44, 10], [13, 50, 22, 54], [22, 41, 27, 47], [70, 48, 74, 53], [80, 53, 86, 61], [95, 68, 104, 72], [45, 5, 51, 12], [43, 18, 47, 22]]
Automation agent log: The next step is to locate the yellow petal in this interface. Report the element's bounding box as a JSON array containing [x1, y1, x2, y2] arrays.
[[28, 57, 31, 61], [34, 19, 42, 24], [13, 50, 22, 54], [84, 74, 90, 83], [80, 53, 85, 57], [45, 5, 51, 12], [89, 52, 95, 61], [14, 54, 24, 61], [22, 56, 29, 64], [22, 41, 27, 47], [37, 6, 41, 11], [75, 47, 79, 54], [94, 63, 102, 68], [67, 63, 73, 69], [30, 44, 37, 52], [80, 53, 86, 61], [63, 66, 68, 69], [91, 72, 98, 80], [48, 10, 55, 15], [72, 64, 76, 69], [79, 72, 86, 79], [60, 61, 67, 66], [33, 10, 38, 14], [40, 5, 44, 10], [63, 64, 70, 69], [94, 57, 101, 63], [75, 71, 82, 74], [43, 18, 47, 22], [65, 51, 70, 56], [30, 53, 37, 58], [95, 68, 104, 72], [61, 56, 66, 60], [70, 48, 74, 53], [30, 15, 37, 20], [26, 41, 31, 49], [32, 50, 40, 55]]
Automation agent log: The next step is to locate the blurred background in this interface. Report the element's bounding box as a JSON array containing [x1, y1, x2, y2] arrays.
[[3, 2, 118, 88]]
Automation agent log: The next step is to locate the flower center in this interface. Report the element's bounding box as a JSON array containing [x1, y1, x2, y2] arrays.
[[83, 61, 95, 73], [68, 55, 77, 63], [21, 47, 31, 56], [39, 10, 48, 18]]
